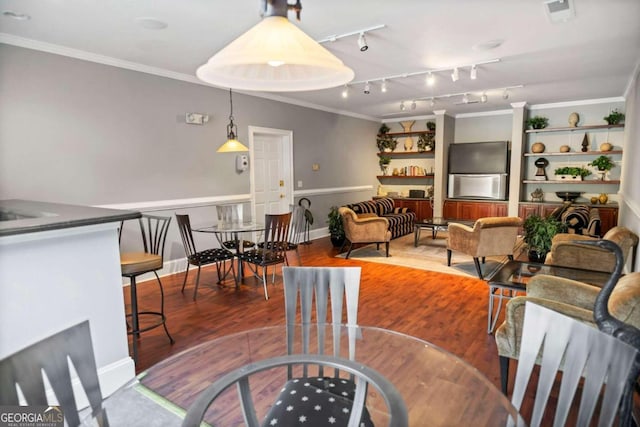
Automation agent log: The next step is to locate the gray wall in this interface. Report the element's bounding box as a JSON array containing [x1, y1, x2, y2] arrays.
[[0, 44, 379, 230]]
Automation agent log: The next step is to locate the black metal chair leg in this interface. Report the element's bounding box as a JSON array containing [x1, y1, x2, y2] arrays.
[[499, 356, 509, 394], [345, 242, 354, 259], [129, 276, 139, 363], [181, 264, 190, 293], [154, 272, 174, 344], [193, 265, 202, 301], [385, 241, 390, 257], [508, 255, 514, 261], [447, 249, 452, 266]]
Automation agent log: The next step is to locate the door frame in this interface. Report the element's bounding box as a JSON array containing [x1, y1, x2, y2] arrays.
[[248, 126, 294, 221]]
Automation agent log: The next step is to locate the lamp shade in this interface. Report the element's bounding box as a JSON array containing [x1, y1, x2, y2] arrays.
[[197, 16, 354, 92], [217, 138, 249, 153]]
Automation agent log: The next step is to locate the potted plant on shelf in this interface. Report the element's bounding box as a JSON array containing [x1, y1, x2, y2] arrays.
[[378, 154, 391, 175], [327, 206, 345, 248], [603, 109, 625, 125], [426, 121, 436, 131], [417, 133, 434, 152], [554, 166, 591, 181], [525, 116, 549, 130], [376, 133, 397, 152], [523, 214, 567, 263], [588, 155, 615, 180]]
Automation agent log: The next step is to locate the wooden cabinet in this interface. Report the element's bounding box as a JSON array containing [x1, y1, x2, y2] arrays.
[[518, 202, 618, 235], [443, 200, 508, 221], [392, 198, 433, 222]]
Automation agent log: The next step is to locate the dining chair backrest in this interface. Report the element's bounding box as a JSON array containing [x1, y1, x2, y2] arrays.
[[175, 214, 197, 258], [282, 266, 362, 378], [512, 302, 638, 427], [262, 212, 291, 257], [0, 321, 108, 427], [138, 214, 171, 258], [216, 203, 244, 226], [288, 204, 306, 246]]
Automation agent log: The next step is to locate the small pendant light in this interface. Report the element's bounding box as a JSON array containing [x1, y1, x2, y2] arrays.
[[217, 89, 249, 153]]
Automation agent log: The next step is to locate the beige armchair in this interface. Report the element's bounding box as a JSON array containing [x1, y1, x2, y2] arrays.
[[338, 207, 391, 259], [545, 226, 639, 273], [494, 272, 640, 393], [447, 217, 523, 279]]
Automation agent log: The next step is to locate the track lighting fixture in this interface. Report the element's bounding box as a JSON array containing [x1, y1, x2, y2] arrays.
[[341, 85, 349, 99], [426, 72, 435, 86], [480, 92, 488, 103], [429, 98, 436, 108], [470, 65, 477, 80], [357, 33, 368, 51], [502, 89, 510, 99], [400, 101, 406, 111], [381, 79, 387, 93], [411, 100, 417, 110], [345, 58, 500, 94], [451, 68, 459, 82], [462, 93, 469, 104], [364, 81, 371, 94]]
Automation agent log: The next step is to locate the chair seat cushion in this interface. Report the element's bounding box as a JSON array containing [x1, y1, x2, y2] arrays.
[[238, 249, 285, 265], [120, 252, 162, 275], [222, 239, 255, 250], [188, 248, 234, 265], [262, 377, 373, 427]]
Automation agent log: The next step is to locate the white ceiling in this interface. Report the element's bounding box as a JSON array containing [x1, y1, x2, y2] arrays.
[[1, 0, 639, 120]]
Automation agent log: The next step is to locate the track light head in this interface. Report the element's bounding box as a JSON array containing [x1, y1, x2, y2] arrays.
[[502, 89, 510, 99], [381, 79, 387, 93], [480, 92, 488, 103], [429, 98, 436, 108], [357, 33, 368, 51], [341, 85, 348, 99], [451, 67, 459, 82], [470, 65, 477, 80], [426, 72, 435, 86], [462, 93, 469, 104], [411, 100, 417, 110], [400, 101, 406, 111], [363, 81, 370, 94]]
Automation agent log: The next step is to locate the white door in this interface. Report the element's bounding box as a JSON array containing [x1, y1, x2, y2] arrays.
[[249, 127, 293, 223]]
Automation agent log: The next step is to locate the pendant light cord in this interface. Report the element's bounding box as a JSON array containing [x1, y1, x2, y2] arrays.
[[228, 88, 234, 124]]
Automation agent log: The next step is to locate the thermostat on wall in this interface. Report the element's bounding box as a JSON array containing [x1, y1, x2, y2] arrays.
[[236, 154, 249, 172]]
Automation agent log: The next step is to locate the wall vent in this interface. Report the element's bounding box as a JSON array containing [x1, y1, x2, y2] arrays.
[[544, 0, 575, 23]]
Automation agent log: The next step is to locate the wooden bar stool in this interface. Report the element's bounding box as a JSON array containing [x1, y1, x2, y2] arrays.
[[120, 214, 174, 363]]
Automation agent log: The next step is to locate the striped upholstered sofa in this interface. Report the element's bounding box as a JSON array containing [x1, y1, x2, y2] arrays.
[[343, 197, 416, 239]]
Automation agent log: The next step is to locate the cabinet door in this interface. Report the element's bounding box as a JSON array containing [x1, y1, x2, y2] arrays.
[[493, 203, 508, 217], [541, 204, 562, 217], [394, 199, 432, 221], [518, 203, 540, 219], [597, 207, 618, 235], [460, 201, 492, 220], [443, 200, 459, 219]]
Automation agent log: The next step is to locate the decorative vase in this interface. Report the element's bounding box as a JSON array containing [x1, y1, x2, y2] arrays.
[[559, 145, 570, 153], [382, 165, 389, 176], [600, 142, 613, 152], [528, 250, 547, 263], [581, 134, 589, 152], [590, 196, 599, 204], [568, 112, 579, 127], [599, 193, 608, 204], [330, 235, 345, 248], [399, 121, 415, 152], [531, 142, 545, 153]]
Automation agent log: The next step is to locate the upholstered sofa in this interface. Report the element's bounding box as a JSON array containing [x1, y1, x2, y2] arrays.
[[343, 197, 416, 239]]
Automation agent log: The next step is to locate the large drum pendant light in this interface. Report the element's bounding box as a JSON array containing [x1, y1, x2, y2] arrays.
[[196, 0, 354, 92]]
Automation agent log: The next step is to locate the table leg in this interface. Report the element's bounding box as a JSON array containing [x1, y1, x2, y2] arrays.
[[414, 226, 421, 247]]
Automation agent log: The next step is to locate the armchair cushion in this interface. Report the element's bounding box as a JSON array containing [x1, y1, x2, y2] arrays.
[[447, 217, 523, 258], [338, 207, 391, 244]]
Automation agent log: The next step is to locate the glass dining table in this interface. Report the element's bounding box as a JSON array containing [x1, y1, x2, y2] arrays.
[[94, 325, 525, 426], [193, 221, 265, 281]]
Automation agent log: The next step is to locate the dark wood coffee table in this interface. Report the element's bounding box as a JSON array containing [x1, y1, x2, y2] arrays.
[[485, 260, 612, 333], [413, 218, 474, 246]]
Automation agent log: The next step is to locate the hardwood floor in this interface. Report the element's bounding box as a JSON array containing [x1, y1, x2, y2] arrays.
[[127, 237, 502, 378]]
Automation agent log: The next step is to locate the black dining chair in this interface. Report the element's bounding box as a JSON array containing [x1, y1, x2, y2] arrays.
[[175, 214, 236, 300], [119, 214, 174, 362], [0, 321, 108, 427], [237, 212, 291, 300]]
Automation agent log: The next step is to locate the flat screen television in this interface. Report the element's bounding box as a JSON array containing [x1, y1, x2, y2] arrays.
[[448, 141, 509, 174]]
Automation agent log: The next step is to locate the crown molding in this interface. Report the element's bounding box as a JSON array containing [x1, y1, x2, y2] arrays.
[[455, 109, 513, 118], [528, 97, 625, 110]]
